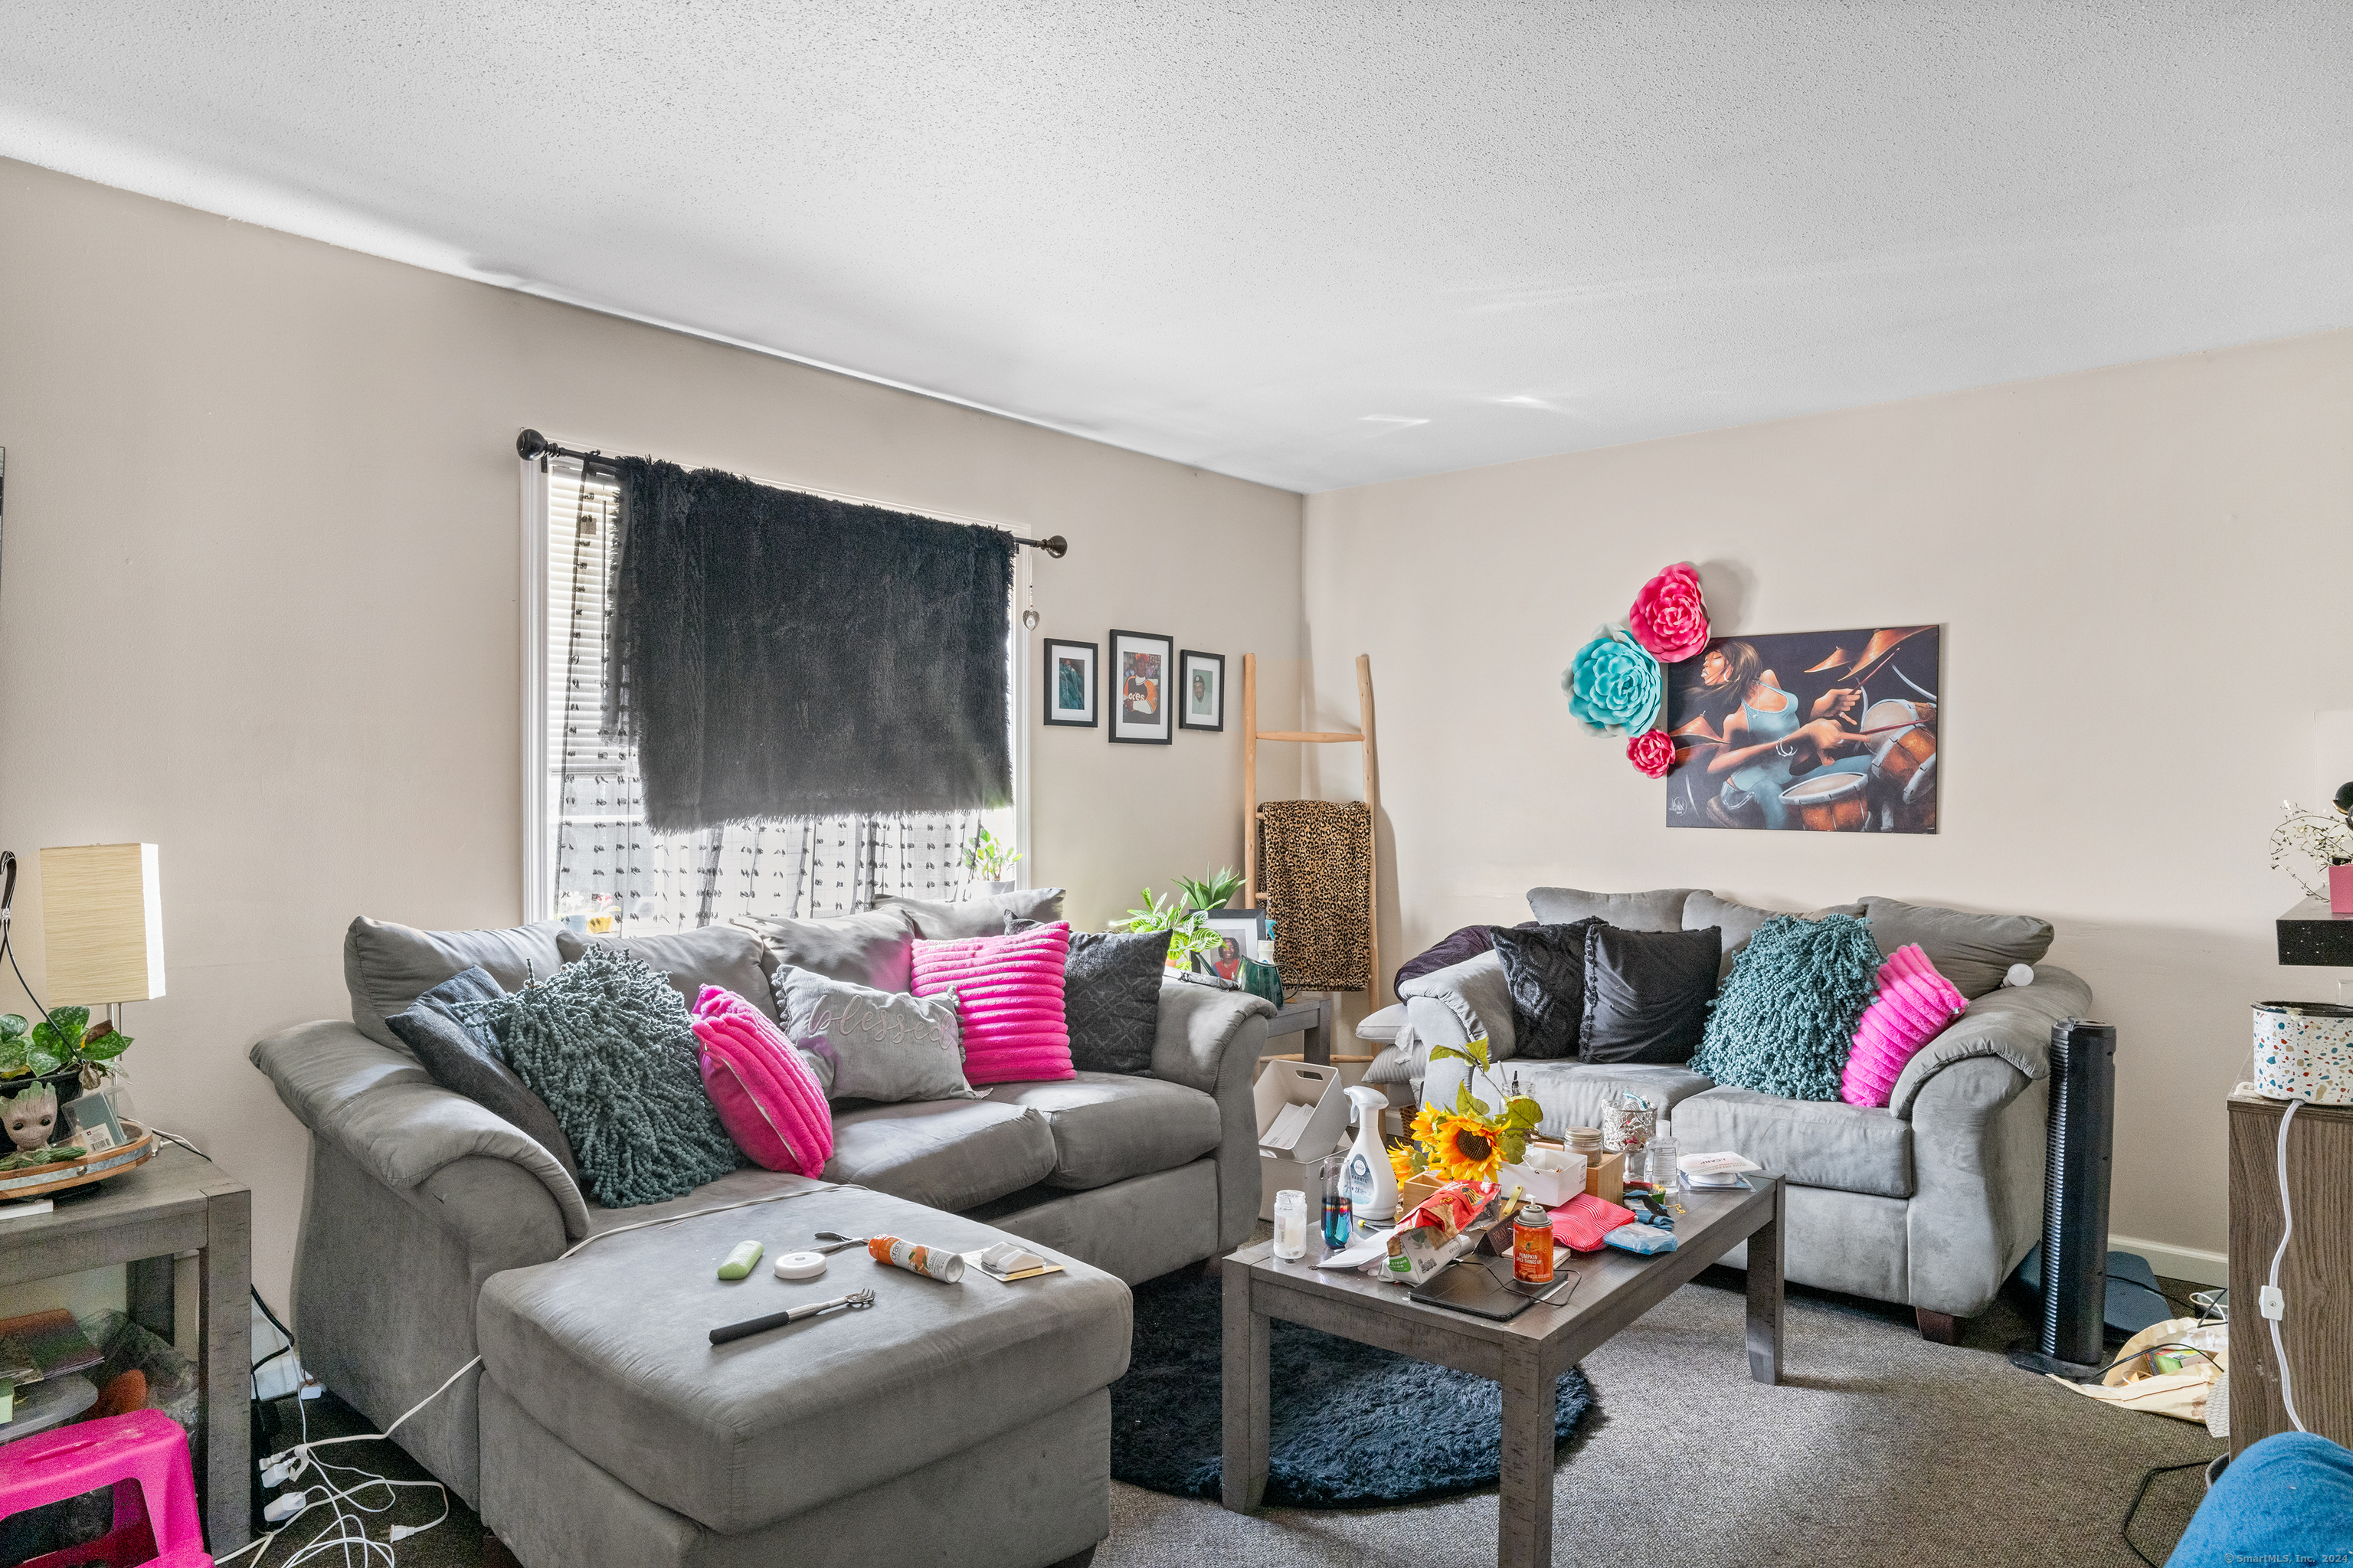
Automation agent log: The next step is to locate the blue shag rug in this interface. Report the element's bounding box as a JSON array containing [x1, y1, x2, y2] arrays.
[[1109, 1269, 1599, 1507]]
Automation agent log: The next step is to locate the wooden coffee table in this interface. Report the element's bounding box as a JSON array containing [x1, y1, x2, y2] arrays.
[[1222, 1175, 1784, 1567]]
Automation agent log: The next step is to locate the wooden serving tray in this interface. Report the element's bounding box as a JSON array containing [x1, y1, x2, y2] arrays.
[[0, 1120, 157, 1200]]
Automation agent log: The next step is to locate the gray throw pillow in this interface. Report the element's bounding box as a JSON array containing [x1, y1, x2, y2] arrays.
[[1684, 892, 1867, 979], [1858, 895, 2055, 1000], [1525, 886, 1696, 931], [555, 925, 776, 1020], [344, 915, 568, 1049], [735, 908, 915, 992], [875, 887, 1065, 940], [1065, 930, 1167, 1075], [771, 966, 979, 1103], [385, 967, 581, 1184]]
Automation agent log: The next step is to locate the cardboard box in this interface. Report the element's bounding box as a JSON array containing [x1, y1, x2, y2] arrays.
[[1255, 1059, 1347, 1221], [1586, 1150, 1625, 1206]]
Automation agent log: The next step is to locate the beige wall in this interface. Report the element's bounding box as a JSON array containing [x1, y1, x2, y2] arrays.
[[1304, 329, 2353, 1264], [0, 159, 1303, 1308]]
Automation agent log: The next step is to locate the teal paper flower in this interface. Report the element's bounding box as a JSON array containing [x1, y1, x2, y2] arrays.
[[1563, 625, 1663, 737]]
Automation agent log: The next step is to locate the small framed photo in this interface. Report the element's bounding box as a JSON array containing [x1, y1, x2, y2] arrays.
[[1043, 638, 1098, 727], [1201, 905, 1271, 960], [1179, 650, 1225, 732], [1109, 629, 1173, 745]]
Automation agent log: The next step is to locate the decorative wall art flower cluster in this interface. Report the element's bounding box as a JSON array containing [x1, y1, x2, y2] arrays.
[[1562, 562, 1710, 778]]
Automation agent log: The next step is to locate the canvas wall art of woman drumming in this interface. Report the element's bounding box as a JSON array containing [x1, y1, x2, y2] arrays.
[[1664, 625, 1941, 833]]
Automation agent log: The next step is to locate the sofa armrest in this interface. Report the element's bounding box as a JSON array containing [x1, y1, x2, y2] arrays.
[[1887, 965, 2093, 1118], [1150, 980, 1273, 1253], [1397, 950, 1517, 1062], [252, 1020, 591, 1242], [1905, 1054, 2048, 1317]]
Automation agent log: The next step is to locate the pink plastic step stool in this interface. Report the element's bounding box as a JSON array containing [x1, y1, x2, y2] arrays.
[[0, 1408, 212, 1568]]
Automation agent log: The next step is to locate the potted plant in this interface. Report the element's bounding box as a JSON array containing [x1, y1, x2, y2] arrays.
[[962, 826, 1022, 897], [1173, 866, 1244, 915], [1120, 889, 1229, 971], [2272, 794, 2353, 913], [0, 1007, 132, 1162]]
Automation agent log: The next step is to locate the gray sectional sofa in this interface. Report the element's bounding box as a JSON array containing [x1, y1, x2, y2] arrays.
[[250, 911, 1272, 1568], [1361, 886, 2086, 1340]]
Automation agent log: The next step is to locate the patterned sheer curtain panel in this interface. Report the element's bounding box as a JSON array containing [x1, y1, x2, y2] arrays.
[[545, 464, 983, 932]]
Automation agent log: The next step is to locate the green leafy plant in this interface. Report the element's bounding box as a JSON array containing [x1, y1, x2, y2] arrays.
[[1172, 866, 1245, 915], [1420, 1036, 1546, 1170], [961, 825, 1023, 882], [1120, 889, 1226, 967], [0, 1007, 132, 1085]]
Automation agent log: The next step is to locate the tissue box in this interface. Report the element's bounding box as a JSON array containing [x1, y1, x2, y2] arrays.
[[1584, 1151, 1625, 1205], [1497, 1153, 1588, 1208]]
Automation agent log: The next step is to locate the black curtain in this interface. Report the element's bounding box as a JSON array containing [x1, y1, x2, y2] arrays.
[[610, 458, 1015, 832]]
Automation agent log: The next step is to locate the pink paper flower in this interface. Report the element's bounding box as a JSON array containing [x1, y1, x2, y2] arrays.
[[1627, 728, 1674, 779], [1628, 563, 1710, 662]]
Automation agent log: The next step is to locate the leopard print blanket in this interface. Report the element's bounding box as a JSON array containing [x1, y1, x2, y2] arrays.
[[1257, 799, 1372, 992]]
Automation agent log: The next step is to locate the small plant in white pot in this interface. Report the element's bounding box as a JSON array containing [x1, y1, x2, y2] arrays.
[[963, 826, 1022, 896]]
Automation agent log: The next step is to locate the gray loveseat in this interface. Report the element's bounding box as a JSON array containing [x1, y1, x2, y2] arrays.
[[1363, 887, 2087, 1341], [250, 912, 1271, 1568]]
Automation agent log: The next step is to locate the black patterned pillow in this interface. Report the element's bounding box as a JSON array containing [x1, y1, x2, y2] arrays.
[[1065, 930, 1167, 1075], [1487, 921, 1599, 1059]]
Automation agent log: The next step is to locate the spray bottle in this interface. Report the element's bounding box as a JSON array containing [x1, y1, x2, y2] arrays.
[[1341, 1085, 1399, 1223]]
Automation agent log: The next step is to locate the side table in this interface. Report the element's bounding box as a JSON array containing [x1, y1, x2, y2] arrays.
[[0, 1145, 251, 1550], [1264, 995, 1335, 1066]]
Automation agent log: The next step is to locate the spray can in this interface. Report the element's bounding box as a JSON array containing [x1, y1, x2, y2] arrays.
[[1512, 1200, 1555, 1285], [867, 1235, 966, 1282]]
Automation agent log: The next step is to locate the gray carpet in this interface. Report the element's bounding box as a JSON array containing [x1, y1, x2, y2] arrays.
[[238, 1269, 2221, 1568]]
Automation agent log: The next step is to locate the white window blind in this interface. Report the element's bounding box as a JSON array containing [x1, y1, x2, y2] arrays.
[[535, 460, 1006, 934]]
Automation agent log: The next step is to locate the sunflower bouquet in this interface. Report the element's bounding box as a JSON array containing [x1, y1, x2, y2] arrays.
[[1390, 1036, 1543, 1187]]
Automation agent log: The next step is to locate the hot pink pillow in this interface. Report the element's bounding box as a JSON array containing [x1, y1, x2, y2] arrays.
[[691, 985, 833, 1177], [1841, 944, 1968, 1108], [910, 921, 1073, 1085]]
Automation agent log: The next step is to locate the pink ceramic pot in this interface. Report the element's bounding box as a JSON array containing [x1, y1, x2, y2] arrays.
[[2331, 862, 2353, 915]]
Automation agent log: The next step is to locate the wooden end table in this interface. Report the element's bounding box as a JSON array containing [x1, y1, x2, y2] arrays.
[[1262, 994, 1334, 1066], [0, 1144, 252, 1550], [1222, 1174, 1783, 1567]]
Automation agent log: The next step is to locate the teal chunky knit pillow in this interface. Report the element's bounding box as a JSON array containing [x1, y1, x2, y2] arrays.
[[461, 944, 745, 1208], [1688, 914, 1880, 1102]]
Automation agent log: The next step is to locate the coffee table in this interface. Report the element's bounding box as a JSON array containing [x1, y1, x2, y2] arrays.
[[1222, 1174, 1784, 1567]]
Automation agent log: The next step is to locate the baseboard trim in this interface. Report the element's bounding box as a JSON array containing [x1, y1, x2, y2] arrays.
[[2110, 1232, 2227, 1289]]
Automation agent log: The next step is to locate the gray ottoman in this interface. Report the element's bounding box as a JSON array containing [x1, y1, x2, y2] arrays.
[[475, 1186, 1131, 1568]]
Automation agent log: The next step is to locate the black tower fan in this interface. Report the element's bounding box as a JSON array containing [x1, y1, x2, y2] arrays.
[[2009, 1018, 2119, 1377]]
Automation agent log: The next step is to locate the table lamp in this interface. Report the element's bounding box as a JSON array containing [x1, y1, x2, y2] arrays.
[[39, 844, 165, 1036]]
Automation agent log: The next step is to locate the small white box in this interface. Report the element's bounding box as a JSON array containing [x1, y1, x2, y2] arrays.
[[1497, 1154, 1586, 1209]]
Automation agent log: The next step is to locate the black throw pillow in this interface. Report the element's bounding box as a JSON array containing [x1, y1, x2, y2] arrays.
[[1065, 929, 1168, 1075], [386, 966, 582, 1183], [1487, 920, 1599, 1060], [1581, 924, 1723, 1065]]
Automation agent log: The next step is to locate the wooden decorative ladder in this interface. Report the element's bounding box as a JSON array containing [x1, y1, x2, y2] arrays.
[[1241, 652, 1384, 1008]]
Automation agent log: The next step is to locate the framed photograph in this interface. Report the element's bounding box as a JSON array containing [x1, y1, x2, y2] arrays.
[[1202, 905, 1269, 954], [1109, 629, 1173, 745], [1043, 638, 1098, 727], [1663, 624, 1941, 834], [1178, 650, 1226, 732]]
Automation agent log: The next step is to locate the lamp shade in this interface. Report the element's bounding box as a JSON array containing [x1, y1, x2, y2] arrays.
[[40, 844, 165, 1005]]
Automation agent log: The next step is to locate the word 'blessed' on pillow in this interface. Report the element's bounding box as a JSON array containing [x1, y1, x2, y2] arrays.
[[911, 921, 1075, 1084], [457, 945, 743, 1208], [1688, 915, 1880, 1100], [771, 966, 977, 1104]]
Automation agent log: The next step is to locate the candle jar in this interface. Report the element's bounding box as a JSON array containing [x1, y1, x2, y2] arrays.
[[1272, 1190, 1309, 1260], [1601, 1090, 1655, 1158]]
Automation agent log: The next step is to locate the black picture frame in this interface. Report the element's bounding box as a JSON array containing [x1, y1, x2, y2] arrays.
[[1108, 629, 1174, 745], [1178, 649, 1225, 732], [1201, 905, 1270, 956], [1042, 637, 1098, 727]]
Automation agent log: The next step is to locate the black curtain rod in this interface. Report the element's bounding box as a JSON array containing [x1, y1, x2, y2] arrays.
[[515, 429, 1069, 558]]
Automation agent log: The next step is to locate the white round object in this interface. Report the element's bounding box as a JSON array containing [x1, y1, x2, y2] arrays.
[[2004, 963, 2036, 988], [772, 1251, 827, 1281]]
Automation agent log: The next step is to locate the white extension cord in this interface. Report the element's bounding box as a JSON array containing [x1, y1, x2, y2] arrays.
[[2266, 1097, 2306, 1433], [214, 1181, 836, 1566]]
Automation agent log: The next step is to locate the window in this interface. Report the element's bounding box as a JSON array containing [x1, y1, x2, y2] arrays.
[[523, 457, 1019, 931]]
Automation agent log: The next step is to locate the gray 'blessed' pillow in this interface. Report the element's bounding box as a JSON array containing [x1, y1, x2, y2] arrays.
[[771, 965, 979, 1104]]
